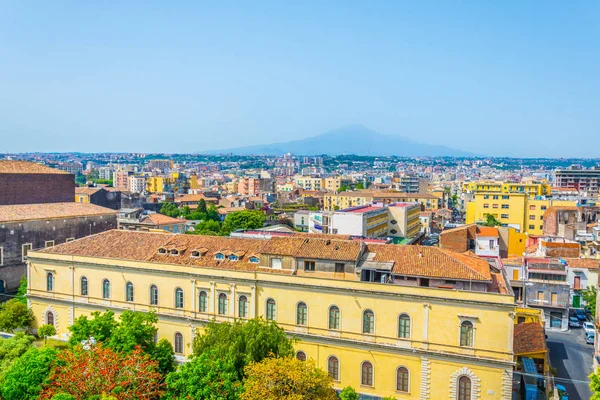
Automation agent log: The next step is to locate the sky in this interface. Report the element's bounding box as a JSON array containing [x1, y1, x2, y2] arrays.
[[0, 1, 598, 157]]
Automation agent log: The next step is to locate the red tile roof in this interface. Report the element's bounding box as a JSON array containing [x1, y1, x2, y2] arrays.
[[0, 161, 69, 174], [514, 322, 547, 355], [476, 227, 499, 237], [141, 213, 183, 226], [0, 203, 116, 223]]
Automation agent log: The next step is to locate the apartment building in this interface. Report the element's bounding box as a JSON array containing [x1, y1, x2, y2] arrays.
[[462, 181, 551, 198], [128, 175, 146, 194], [465, 192, 577, 235], [296, 176, 324, 191], [324, 191, 440, 211], [555, 166, 600, 193], [237, 177, 260, 196], [331, 205, 389, 237], [147, 159, 174, 172], [28, 230, 515, 399]]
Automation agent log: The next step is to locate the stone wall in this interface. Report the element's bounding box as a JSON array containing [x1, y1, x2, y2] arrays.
[[0, 173, 75, 205]]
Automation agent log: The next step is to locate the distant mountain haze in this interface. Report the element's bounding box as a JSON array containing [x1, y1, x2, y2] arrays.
[[204, 125, 474, 157]]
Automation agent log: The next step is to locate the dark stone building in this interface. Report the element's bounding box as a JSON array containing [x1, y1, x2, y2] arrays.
[[0, 203, 117, 293], [75, 187, 121, 210], [0, 161, 75, 205]]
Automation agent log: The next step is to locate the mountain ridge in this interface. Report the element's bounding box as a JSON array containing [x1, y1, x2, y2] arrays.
[[202, 125, 474, 157]]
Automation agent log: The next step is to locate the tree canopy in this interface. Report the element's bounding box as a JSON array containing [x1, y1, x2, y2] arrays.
[[0, 299, 35, 332], [0, 332, 35, 374], [40, 344, 164, 400], [583, 285, 597, 316], [220, 210, 266, 236], [165, 350, 242, 400], [241, 357, 337, 400], [0, 346, 59, 400], [192, 318, 294, 379], [339, 387, 360, 400]]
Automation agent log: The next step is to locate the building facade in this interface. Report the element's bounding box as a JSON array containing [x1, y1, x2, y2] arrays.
[[0, 161, 75, 205], [28, 230, 515, 400]]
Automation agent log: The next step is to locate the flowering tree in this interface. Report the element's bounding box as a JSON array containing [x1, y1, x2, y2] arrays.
[[40, 343, 164, 400]]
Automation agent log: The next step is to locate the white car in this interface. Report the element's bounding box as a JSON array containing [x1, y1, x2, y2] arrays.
[[583, 322, 595, 334]]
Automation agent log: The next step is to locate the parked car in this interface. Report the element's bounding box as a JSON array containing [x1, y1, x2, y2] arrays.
[[569, 317, 581, 328], [585, 331, 595, 345], [583, 321, 594, 334], [575, 309, 588, 321]]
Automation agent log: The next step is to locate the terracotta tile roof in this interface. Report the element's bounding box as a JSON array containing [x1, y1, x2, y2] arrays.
[[365, 244, 492, 281], [141, 213, 183, 226], [261, 237, 361, 261], [514, 322, 547, 355], [476, 227, 499, 237], [0, 161, 69, 174], [565, 258, 600, 269], [0, 203, 116, 223], [75, 187, 103, 195], [217, 207, 246, 215]]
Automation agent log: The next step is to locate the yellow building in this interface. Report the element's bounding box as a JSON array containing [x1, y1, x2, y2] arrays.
[[465, 193, 577, 235], [325, 191, 441, 211], [462, 181, 551, 198], [296, 176, 324, 191], [324, 177, 342, 192], [28, 231, 515, 399], [188, 175, 199, 190], [146, 176, 165, 193]]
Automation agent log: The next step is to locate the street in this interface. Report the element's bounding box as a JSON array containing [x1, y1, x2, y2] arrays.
[[546, 329, 593, 400]]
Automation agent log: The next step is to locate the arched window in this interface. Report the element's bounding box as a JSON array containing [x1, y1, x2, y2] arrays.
[[80, 276, 88, 296], [198, 290, 207, 312], [238, 295, 248, 318], [296, 351, 306, 361], [47, 272, 54, 292], [174, 332, 184, 354], [218, 293, 228, 315], [249, 256, 259, 263], [458, 376, 471, 400], [102, 279, 110, 299], [328, 306, 340, 330], [175, 288, 184, 309], [46, 311, 55, 327], [150, 285, 158, 306], [266, 298, 276, 321], [327, 356, 340, 381], [215, 253, 225, 260], [362, 310, 374, 334], [396, 366, 409, 392], [0, 280, 6, 294], [361, 361, 374, 386], [296, 302, 308, 325], [398, 313, 411, 338], [229, 255, 238, 261], [126, 282, 134, 302], [460, 321, 474, 347]]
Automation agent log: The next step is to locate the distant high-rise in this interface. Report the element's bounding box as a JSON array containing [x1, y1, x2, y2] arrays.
[[555, 165, 600, 193]]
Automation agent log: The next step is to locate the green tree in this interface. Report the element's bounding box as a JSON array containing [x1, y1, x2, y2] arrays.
[[68, 310, 118, 346], [192, 318, 294, 379], [38, 324, 57, 345], [108, 310, 157, 353], [51, 394, 76, 400], [482, 213, 502, 227], [190, 219, 221, 235], [151, 339, 176, 376], [355, 182, 365, 189], [0, 332, 35, 374], [197, 199, 208, 214], [0, 346, 59, 400], [591, 368, 600, 399], [0, 299, 35, 332], [164, 350, 242, 400], [583, 285, 597, 316], [15, 276, 28, 304], [159, 203, 181, 218], [206, 204, 220, 221], [339, 386, 360, 400], [75, 174, 87, 186], [240, 357, 337, 400], [220, 210, 266, 235]]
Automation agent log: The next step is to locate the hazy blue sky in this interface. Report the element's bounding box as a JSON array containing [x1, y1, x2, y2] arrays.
[[0, 1, 598, 156]]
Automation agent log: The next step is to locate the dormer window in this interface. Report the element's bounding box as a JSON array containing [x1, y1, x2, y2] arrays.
[[191, 251, 200, 258], [249, 256, 259, 263], [229, 255, 239, 261], [215, 253, 225, 260], [170, 249, 179, 256], [158, 248, 167, 255]]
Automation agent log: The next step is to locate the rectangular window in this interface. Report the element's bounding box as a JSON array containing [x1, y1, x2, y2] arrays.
[[493, 195, 499, 200], [483, 204, 489, 208], [551, 292, 557, 305], [529, 215, 535, 220], [501, 204, 509, 209], [489, 240, 495, 249], [513, 269, 519, 280], [335, 263, 345, 273], [502, 195, 509, 199], [66, 237, 75, 242], [45, 240, 55, 248], [492, 204, 498, 209], [304, 260, 316, 271], [270, 258, 282, 269], [0, 247, 3, 266], [540, 225, 543, 230], [483, 195, 489, 199], [537, 291, 543, 301], [501, 214, 509, 219], [529, 225, 535, 230], [22, 243, 32, 261], [529, 205, 536, 210], [541, 206, 547, 210]]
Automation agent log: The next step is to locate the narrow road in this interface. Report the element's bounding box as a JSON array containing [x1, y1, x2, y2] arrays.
[[546, 329, 593, 400]]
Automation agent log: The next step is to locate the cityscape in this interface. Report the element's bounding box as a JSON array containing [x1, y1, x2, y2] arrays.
[[1, 2, 599, 400]]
